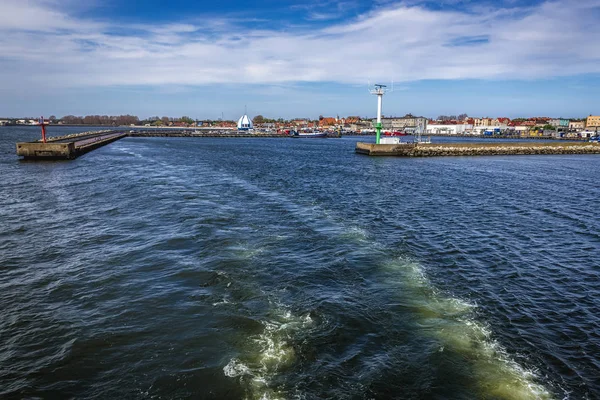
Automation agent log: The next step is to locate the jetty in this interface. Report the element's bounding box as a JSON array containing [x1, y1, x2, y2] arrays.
[[355, 141, 600, 157], [131, 130, 285, 138], [15, 128, 293, 160], [16, 130, 127, 160]]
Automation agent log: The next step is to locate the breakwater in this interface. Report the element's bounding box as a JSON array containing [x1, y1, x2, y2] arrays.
[[355, 141, 600, 156], [419, 133, 588, 141], [15, 129, 341, 159], [16, 131, 127, 159], [130, 130, 285, 138]]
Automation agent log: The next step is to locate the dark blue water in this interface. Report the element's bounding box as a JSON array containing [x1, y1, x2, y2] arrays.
[[1, 126, 599, 399]]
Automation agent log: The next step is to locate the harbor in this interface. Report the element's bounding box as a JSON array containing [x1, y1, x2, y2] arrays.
[[15, 127, 600, 160], [3, 0, 600, 397]]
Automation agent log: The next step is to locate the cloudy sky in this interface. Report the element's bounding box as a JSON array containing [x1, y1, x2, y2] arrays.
[[1, 0, 599, 119]]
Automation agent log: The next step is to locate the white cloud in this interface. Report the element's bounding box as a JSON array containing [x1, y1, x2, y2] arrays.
[[0, 0, 599, 91]]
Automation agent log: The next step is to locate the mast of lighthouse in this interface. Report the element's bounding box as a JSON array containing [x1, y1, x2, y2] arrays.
[[370, 84, 386, 144]]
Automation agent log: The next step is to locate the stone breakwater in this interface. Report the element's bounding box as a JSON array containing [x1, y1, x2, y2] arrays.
[[355, 142, 600, 157]]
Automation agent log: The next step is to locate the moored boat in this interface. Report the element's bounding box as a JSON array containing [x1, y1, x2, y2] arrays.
[[291, 130, 327, 138]]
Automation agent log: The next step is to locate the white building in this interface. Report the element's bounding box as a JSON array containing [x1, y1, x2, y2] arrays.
[[237, 114, 253, 131], [512, 126, 529, 134], [380, 114, 428, 134], [425, 124, 474, 135], [472, 126, 506, 135]]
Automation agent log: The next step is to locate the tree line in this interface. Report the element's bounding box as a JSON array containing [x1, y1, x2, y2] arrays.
[[60, 115, 140, 125], [56, 115, 199, 126]]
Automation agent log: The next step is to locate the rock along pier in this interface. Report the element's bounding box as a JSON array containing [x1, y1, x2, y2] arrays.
[[355, 141, 600, 157]]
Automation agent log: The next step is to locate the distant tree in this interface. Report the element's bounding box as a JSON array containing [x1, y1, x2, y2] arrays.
[[180, 116, 194, 124], [457, 113, 468, 121], [82, 115, 99, 125], [542, 124, 555, 131], [161, 116, 170, 125], [253, 115, 265, 124], [319, 115, 324, 120], [49, 115, 56, 122], [62, 115, 83, 124]]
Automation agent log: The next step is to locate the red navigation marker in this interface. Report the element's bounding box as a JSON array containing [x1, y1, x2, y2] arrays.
[[39, 116, 47, 143]]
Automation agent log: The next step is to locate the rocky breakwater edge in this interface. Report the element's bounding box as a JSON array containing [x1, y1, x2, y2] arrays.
[[355, 141, 600, 157]]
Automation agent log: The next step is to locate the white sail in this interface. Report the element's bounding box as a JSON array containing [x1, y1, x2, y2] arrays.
[[237, 114, 253, 130]]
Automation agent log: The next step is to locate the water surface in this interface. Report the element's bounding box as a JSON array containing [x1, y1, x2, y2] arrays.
[[1, 126, 599, 399]]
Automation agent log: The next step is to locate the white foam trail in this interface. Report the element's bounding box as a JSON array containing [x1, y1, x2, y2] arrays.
[[226, 243, 266, 260], [224, 358, 251, 378], [116, 145, 143, 158], [212, 297, 231, 307], [224, 305, 313, 400], [384, 257, 553, 399], [141, 155, 553, 398]]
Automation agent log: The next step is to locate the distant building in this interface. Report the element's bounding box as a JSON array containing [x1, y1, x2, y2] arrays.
[[380, 114, 427, 134], [318, 117, 338, 128], [348, 119, 372, 132], [585, 115, 600, 130], [291, 119, 308, 127], [549, 119, 569, 129], [237, 114, 253, 131], [426, 124, 474, 135], [492, 118, 511, 127], [474, 118, 492, 127], [343, 116, 360, 125], [568, 120, 585, 131], [472, 126, 506, 135], [512, 126, 530, 135]]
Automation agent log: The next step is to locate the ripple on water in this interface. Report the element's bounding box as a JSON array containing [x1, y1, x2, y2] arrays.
[[0, 134, 598, 398]]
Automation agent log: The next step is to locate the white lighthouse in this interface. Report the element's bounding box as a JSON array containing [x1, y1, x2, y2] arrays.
[[370, 84, 386, 144]]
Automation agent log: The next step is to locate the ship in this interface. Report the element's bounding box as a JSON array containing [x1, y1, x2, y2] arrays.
[[291, 129, 327, 138]]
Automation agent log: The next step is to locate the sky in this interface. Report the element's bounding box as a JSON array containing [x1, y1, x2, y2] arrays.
[[1, 0, 600, 119]]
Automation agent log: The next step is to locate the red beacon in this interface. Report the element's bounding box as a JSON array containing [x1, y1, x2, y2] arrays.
[[39, 116, 47, 143]]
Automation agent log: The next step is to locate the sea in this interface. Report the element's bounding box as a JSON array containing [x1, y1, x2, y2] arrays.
[[1, 126, 598, 399]]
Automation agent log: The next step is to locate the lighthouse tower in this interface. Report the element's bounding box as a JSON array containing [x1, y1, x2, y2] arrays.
[[370, 84, 386, 144]]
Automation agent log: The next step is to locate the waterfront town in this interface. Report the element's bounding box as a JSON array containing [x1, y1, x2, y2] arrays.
[[1, 113, 599, 138]]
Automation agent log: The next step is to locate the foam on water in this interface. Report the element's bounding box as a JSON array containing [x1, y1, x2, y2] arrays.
[[212, 297, 232, 307], [224, 304, 313, 400], [224, 358, 252, 378], [131, 151, 555, 398], [384, 256, 553, 399], [204, 165, 555, 398]]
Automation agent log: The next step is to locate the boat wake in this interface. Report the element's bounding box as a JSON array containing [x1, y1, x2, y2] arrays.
[[224, 304, 313, 400]]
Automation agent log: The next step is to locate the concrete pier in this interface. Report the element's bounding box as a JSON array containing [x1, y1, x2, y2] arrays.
[[355, 141, 600, 157], [130, 130, 287, 138], [17, 131, 127, 160]]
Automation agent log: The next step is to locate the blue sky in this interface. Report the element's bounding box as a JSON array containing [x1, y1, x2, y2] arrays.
[[1, 0, 599, 119]]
